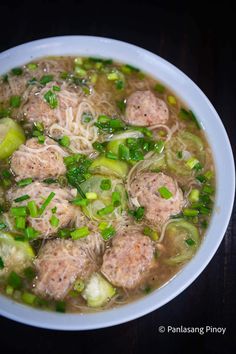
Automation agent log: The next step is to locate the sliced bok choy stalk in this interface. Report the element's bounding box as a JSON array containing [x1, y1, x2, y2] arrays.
[[80, 175, 127, 220], [0, 231, 35, 277], [89, 155, 128, 178], [165, 131, 205, 176], [82, 273, 116, 307], [164, 220, 200, 265], [0, 118, 26, 159]]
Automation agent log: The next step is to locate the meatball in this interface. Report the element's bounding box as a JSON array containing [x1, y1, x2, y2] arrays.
[[7, 182, 78, 237], [130, 172, 184, 226], [11, 137, 66, 181], [125, 90, 169, 126], [34, 238, 98, 300], [101, 230, 156, 289], [22, 82, 81, 129]]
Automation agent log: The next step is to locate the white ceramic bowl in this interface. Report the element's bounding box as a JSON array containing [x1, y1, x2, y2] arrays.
[[0, 36, 235, 330]]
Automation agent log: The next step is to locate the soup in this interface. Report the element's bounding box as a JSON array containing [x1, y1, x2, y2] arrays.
[[0, 57, 215, 313]]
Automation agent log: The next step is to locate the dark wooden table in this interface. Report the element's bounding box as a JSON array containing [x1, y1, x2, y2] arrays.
[[0, 1, 235, 353]]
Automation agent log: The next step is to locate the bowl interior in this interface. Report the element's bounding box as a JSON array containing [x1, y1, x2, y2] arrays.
[[0, 36, 235, 330]]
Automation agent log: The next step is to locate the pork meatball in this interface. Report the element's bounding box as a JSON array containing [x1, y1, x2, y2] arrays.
[[22, 81, 81, 130], [125, 90, 169, 126], [7, 182, 78, 237], [34, 238, 98, 300], [130, 172, 184, 226], [101, 230, 157, 289], [11, 137, 67, 181]]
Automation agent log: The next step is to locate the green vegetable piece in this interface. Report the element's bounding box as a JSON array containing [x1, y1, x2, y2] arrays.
[[129, 206, 145, 221], [53, 85, 61, 91], [50, 215, 60, 227], [89, 156, 128, 179], [8, 271, 22, 289], [154, 83, 165, 93], [0, 118, 26, 159], [44, 90, 58, 109], [165, 220, 200, 265], [71, 226, 90, 240], [119, 144, 130, 161], [0, 223, 6, 230], [158, 186, 173, 199], [10, 95, 21, 108], [58, 135, 70, 147], [11, 67, 23, 76], [185, 238, 196, 246], [10, 207, 27, 217], [85, 192, 98, 200], [40, 75, 54, 85], [154, 140, 164, 154], [143, 226, 159, 241], [183, 208, 199, 217], [112, 191, 121, 207], [23, 267, 36, 281], [21, 291, 37, 305], [92, 142, 106, 153], [14, 194, 30, 203], [167, 95, 177, 105], [27, 200, 38, 217], [39, 192, 55, 215], [17, 178, 33, 187], [101, 226, 116, 240], [188, 189, 200, 202], [73, 279, 85, 293], [100, 179, 111, 191], [55, 301, 66, 313], [82, 273, 116, 307], [0, 256, 4, 269], [186, 157, 200, 169], [107, 138, 126, 155], [5, 285, 14, 295], [15, 216, 26, 229], [27, 63, 38, 70], [117, 99, 126, 113], [97, 205, 114, 217], [71, 198, 89, 206]]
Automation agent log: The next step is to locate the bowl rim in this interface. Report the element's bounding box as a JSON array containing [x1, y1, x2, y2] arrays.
[[0, 35, 235, 330]]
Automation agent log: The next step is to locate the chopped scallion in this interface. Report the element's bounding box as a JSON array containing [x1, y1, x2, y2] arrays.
[[186, 157, 199, 169], [44, 90, 58, 109], [100, 179, 111, 191], [27, 200, 38, 217], [39, 192, 55, 215], [10, 95, 21, 108], [14, 194, 30, 203], [17, 178, 33, 187], [101, 226, 116, 240], [50, 215, 59, 227], [71, 226, 90, 239], [10, 206, 27, 217], [85, 192, 97, 200], [154, 83, 165, 93], [15, 216, 26, 229], [0, 256, 4, 269], [158, 186, 173, 199], [112, 191, 121, 207], [58, 135, 70, 147], [97, 205, 114, 216], [185, 238, 196, 246], [21, 292, 37, 305], [183, 208, 199, 217], [40, 75, 54, 85]]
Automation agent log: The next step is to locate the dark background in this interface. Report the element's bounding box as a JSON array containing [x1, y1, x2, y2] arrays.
[[0, 0, 235, 353]]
